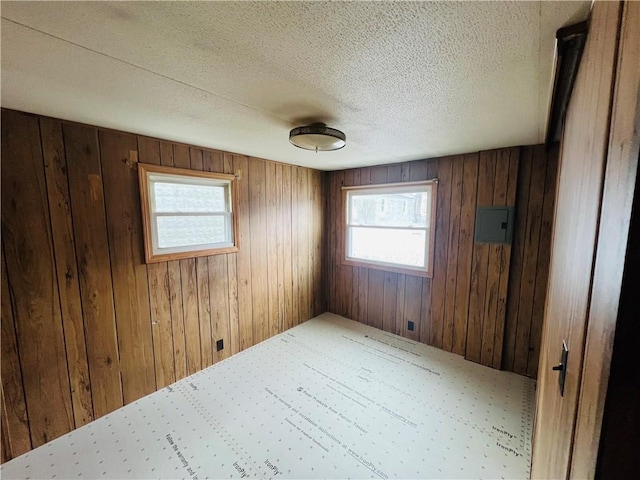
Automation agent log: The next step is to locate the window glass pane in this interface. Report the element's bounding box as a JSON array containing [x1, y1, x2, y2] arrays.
[[349, 192, 429, 227], [156, 215, 228, 248], [154, 182, 226, 213], [348, 227, 426, 267]]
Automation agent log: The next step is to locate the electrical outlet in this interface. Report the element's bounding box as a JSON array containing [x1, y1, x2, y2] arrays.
[[216, 339, 224, 351], [408, 321, 415, 331]]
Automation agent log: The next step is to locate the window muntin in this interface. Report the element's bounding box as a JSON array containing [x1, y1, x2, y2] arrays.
[[344, 181, 437, 276], [139, 164, 238, 263]]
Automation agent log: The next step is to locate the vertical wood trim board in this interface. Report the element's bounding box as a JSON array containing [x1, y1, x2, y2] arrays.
[[325, 146, 557, 376], [0, 110, 324, 462]]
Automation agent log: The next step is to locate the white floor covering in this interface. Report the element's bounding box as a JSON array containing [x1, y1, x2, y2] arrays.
[[1, 313, 535, 479]]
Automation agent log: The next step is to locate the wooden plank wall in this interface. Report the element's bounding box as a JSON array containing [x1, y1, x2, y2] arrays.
[[503, 144, 559, 377], [0, 109, 324, 462], [325, 145, 557, 375]]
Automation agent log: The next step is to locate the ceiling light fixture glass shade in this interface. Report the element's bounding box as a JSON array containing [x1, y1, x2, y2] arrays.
[[289, 123, 346, 152]]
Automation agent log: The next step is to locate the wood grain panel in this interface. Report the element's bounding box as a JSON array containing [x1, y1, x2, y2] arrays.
[[0, 250, 31, 459], [360, 167, 372, 186], [502, 145, 557, 376], [571, 2, 639, 476], [503, 150, 532, 372], [466, 151, 496, 364], [357, 266, 369, 325], [274, 164, 286, 334], [1, 110, 324, 460], [409, 160, 435, 344], [138, 137, 176, 389], [2, 111, 74, 448], [190, 148, 213, 370], [526, 145, 558, 376], [209, 251, 231, 364], [234, 154, 254, 351], [282, 164, 294, 332], [478, 149, 517, 368], [146, 260, 175, 388], [409, 160, 429, 182], [40, 117, 94, 427], [382, 272, 397, 332], [430, 157, 453, 349], [480, 152, 511, 366], [351, 267, 361, 321], [99, 130, 156, 403], [290, 168, 302, 325], [1, 391, 11, 463], [159, 141, 187, 381], [512, 147, 545, 374], [171, 145, 201, 377], [340, 171, 354, 319], [403, 275, 422, 341], [326, 147, 553, 375], [337, 170, 348, 318], [350, 154, 363, 319], [223, 153, 240, 356], [63, 122, 123, 419], [422, 161, 438, 343], [190, 147, 214, 368], [371, 165, 388, 184], [326, 172, 337, 314], [195, 255, 212, 369], [367, 270, 385, 330], [249, 157, 269, 342], [531, 2, 622, 477], [452, 154, 478, 355], [312, 171, 324, 316], [195, 251, 213, 368], [420, 279, 432, 344], [296, 168, 311, 323], [266, 162, 280, 337], [442, 156, 464, 351], [204, 150, 232, 364], [394, 273, 406, 336], [305, 170, 315, 319], [492, 149, 519, 369]]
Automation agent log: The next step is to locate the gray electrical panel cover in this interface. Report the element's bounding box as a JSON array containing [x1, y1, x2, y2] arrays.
[[474, 206, 515, 244]]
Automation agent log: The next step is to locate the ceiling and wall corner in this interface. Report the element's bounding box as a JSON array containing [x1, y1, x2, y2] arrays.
[[0, 1, 589, 171]]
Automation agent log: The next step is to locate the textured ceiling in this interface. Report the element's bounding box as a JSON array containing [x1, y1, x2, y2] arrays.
[[1, 1, 590, 170]]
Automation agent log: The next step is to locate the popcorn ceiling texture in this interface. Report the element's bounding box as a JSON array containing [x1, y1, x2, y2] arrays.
[[0, 1, 589, 170]]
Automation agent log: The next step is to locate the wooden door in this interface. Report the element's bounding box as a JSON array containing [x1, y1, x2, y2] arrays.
[[571, 1, 640, 477], [530, 2, 622, 478]]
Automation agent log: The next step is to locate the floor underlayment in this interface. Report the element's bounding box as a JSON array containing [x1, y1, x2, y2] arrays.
[[1, 313, 535, 479]]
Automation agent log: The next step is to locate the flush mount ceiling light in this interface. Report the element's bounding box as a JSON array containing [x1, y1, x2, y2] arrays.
[[289, 123, 346, 152]]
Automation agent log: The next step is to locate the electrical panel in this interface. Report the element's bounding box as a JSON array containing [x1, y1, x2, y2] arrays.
[[474, 206, 515, 244]]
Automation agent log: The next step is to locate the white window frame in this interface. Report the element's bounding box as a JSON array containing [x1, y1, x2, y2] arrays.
[[138, 163, 239, 263], [342, 180, 437, 277]]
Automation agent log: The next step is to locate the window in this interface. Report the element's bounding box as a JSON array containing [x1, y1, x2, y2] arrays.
[[138, 163, 238, 263], [343, 180, 437, 277]]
